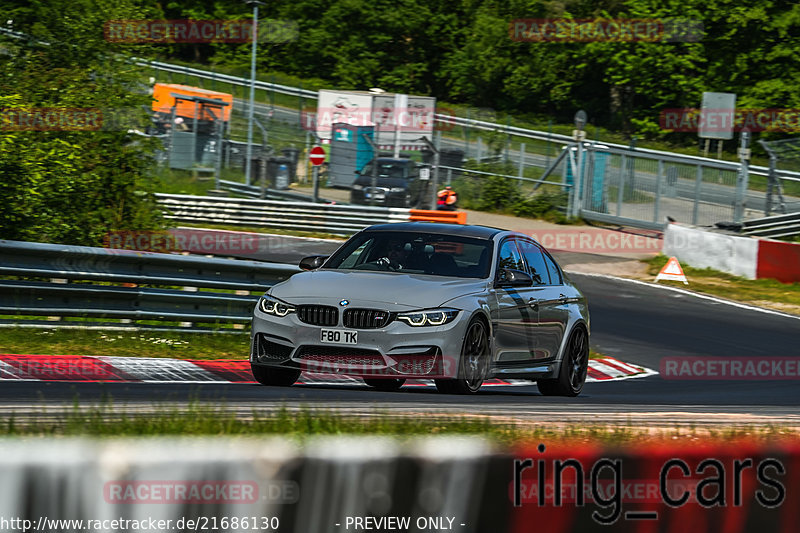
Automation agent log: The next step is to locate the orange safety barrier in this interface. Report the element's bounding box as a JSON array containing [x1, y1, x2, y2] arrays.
[[408, 209, 467, 225]]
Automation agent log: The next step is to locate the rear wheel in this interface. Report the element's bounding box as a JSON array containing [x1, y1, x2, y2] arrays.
[[250, 365, 300, 387], [363, 378, 406, 391], [435, 318, 489, 394], [537, 326, 588, 397]]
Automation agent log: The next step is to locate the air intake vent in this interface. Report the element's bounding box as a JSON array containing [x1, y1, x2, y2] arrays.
[[343, 308, 393, 329], [296, 305, 338, 326]]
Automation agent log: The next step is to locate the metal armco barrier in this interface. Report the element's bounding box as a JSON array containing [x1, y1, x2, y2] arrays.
[[155, 193, 466, 236], [0, 437, 796, 533], [741, 212, 800, 238], [216, 180, 331, 203], [0, 239, 299, 326]]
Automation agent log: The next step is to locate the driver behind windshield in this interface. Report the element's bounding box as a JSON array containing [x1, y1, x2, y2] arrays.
[[373, 238, 408, 270]]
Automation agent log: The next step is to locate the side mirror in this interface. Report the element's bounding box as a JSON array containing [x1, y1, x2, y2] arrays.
[[496, 268, 533, 288], [299, 255, 328, 271]]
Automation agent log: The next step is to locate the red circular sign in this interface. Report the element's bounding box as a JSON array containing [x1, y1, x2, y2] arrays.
[[309, 146, 326, 166]]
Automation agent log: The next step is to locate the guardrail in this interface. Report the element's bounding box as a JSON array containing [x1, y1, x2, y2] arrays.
[[0, 239, 299, 329], [741, 212, 800, 238], [216, 179, 331, 202], [154, 193, 456, 235]]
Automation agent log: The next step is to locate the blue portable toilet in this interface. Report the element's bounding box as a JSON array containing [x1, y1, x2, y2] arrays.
[[328, 123, 375, 188], [564, 145, 609, 212]]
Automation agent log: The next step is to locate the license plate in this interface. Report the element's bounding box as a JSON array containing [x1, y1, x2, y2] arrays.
[[365, 190, 385, 200], [320, 329, 358, 345]]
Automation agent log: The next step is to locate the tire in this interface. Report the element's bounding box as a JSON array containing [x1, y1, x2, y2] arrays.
[[250, 364, 300, 387], [537, 326, 589, 397], [435, 318, 490, 394], [363, 378, 406, 391]]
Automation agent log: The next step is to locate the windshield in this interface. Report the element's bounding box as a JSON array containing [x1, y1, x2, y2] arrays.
[[360, 162, 408, 179], [324, 232, 492, 278]]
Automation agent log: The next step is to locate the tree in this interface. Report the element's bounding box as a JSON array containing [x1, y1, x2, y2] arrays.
[[0, 0, 164, 245]]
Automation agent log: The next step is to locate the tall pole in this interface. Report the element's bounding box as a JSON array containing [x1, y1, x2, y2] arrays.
[[244, 1, 262, 187]]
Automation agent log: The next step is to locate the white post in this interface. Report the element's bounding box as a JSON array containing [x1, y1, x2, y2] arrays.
[[244, 3, 260, 186]]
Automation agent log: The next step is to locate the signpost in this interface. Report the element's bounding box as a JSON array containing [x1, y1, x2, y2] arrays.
[[310, 146, 325, 203], [700, 92, 736, 158], [571, 110, 588, 217]]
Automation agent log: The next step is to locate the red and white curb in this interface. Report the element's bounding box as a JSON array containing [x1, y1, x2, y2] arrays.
[[0, 354, 656, 385]]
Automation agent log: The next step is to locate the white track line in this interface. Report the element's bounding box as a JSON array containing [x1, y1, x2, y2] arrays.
[[570, 271, 800, 321]]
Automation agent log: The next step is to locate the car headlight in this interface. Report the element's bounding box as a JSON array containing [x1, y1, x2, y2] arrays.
[[258, 296, 295, 317], [397, 308, 459, 327], [389, 187, 405, 193], [352, 184, 363, 190]]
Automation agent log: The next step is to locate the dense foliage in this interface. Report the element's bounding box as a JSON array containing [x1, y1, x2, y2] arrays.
[[3, 0, 799, 242], [152, 0, 800, 136], [2, 0, 162, 245]]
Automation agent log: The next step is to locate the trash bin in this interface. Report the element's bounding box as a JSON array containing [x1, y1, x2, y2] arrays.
[[275, 164, 290, 190], [267, 156, 292, 190], [281, 147, 300, 182]]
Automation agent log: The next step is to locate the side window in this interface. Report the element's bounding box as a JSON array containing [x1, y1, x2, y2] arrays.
[[497, 239, 525, 271], [543, 251, 563, 285], [517, 240, 550, 286]]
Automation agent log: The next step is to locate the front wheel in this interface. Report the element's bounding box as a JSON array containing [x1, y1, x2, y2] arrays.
[[435, 318, 490, 394], [537, 326, 589, 397], [251, 365, 300, 387], [364, 378, 406, 391]]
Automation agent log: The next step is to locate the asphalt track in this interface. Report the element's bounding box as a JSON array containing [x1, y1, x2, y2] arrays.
[[2, 271, 799, 424]]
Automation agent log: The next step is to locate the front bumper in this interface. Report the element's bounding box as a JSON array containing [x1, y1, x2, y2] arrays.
[[250, 305, 469, 379]]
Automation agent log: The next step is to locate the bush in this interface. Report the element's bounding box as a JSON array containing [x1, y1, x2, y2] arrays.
[[511, 192, 570, 223]]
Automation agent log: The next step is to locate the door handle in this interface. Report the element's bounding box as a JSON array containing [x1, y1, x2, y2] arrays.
[[558, 293, 568, 304], [528, 297, 541, 308]]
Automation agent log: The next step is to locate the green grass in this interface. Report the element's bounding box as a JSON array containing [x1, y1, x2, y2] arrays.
[[644, 254, 800, 311], [0, 328, 249, 359], [4, 403, 798, 442]]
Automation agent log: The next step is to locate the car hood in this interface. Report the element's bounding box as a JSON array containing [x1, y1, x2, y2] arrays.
[[269, 270, 488, 309]]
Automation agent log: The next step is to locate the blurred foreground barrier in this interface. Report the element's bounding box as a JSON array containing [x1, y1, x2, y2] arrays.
[[0, 437, 796, 533], [0, 438, 510, 533]]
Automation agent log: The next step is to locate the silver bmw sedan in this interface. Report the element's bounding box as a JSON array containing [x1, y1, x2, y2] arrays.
[[250, 222, 590, 395]]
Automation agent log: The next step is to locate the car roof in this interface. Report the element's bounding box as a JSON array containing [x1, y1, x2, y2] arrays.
[[374, 158, 413, 164], [363, 222, 505, 240]]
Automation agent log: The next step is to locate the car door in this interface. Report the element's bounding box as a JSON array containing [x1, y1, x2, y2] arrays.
[[491, 238, 538, 362], [518, 238, 569, 360]]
